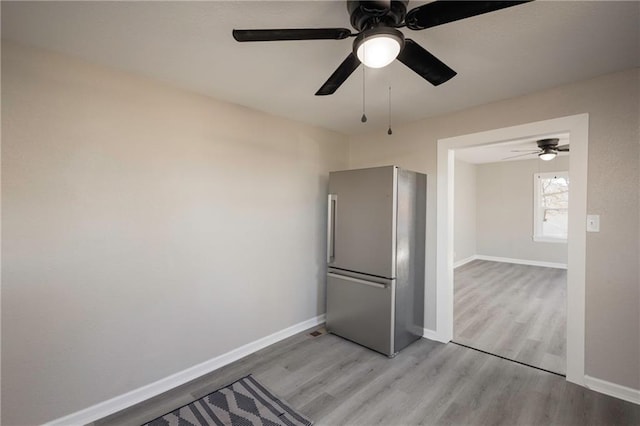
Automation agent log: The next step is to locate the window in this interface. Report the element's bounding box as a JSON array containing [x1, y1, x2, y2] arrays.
[[533, 172, 569, 242]]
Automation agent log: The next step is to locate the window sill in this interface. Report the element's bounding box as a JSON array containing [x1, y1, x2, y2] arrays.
[[533, 236, 567, 244]]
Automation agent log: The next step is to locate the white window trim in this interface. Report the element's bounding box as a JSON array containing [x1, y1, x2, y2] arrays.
[[533, 171, 569, 243], [533, 235, 568, 243]]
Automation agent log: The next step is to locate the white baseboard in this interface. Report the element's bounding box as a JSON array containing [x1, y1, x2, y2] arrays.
[[422, 328, 450, 344], [454, 255, 478, 269], [474, 254, 567, 270], [584, 375, 640, 406], [44, 314, 326, 426]]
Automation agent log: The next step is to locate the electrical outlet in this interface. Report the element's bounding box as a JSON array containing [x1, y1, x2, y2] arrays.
[[586, 215, 600, 232]]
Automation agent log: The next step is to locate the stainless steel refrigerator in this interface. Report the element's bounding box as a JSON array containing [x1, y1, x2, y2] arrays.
[[326, 165, 426, 357]]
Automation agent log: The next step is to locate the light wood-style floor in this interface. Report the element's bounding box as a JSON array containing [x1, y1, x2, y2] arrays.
[[454, 260, 566, 375], [93, 326, 639, 426]]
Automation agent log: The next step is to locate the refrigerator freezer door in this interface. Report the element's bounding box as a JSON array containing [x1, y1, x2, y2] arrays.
[[326, 272, 395, 356], [328, 166, 396, 278]]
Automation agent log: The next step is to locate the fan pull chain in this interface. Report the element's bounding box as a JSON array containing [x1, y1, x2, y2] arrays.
[[361, 40, 367, 123], [387, 85, 393, 135], [360, 55, 367, 123]]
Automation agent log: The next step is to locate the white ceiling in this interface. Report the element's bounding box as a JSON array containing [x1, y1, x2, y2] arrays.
[[455, 132, 569, 164], [2, 1, 639, 135]]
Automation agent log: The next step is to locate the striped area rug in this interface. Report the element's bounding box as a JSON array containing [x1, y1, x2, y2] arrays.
[[144, 375, 312, 426]]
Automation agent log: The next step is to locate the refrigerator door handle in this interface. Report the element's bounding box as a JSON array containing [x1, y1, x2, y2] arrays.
[[327, 272, 389, 289], [327, 194, 337, 263]]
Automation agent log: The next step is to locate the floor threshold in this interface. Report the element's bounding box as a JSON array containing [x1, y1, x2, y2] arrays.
[[451, 341, 566, 378]]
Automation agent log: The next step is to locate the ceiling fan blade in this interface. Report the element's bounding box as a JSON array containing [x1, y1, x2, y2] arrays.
[[315, 53, 361, 96], [396, 39, 456, 86], [232, 28, 352, 42], [502, 152, 537, 160], [556, 144, 570, 152], [510, 149, 540, 153], [405, 1, 532, 30]]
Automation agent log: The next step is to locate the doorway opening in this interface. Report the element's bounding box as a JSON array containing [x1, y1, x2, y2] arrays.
[[435, 114, 588, 386], [451, 134, 569, 375]]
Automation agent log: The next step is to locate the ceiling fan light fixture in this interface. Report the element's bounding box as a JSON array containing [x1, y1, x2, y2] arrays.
[[539, 147, 557, 161], [354, 27, 404, 69]]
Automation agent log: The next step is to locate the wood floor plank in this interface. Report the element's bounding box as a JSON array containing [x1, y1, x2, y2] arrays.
[[454, 260, 567, 374], [93, 325, 639, 426]]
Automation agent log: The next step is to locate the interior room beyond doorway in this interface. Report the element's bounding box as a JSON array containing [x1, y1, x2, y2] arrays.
[[451, 134, 570, 375]]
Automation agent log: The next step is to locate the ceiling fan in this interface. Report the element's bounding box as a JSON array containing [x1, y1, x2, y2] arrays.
[[233, 1, 532, 96], [504, 138, 570, 161]]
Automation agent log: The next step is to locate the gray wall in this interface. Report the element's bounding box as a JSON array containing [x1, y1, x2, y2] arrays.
[[1, 42, 348, 425], [475, 156, 569, 264], [453, 159, 477, 263], [348, 68, 640, 390]]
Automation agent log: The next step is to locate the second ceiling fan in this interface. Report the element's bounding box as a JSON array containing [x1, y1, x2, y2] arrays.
[[504, 138, 570, 161], [233, 1, 531, 96]]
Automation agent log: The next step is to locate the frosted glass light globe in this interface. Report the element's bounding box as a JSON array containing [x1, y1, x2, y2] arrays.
[[356, 35, 402, 68], [539, 149, 557, 161]]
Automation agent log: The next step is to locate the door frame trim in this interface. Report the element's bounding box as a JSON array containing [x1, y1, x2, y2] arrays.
[[435, 114, 588, 385]]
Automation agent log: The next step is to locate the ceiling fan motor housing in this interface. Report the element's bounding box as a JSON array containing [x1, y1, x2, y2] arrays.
[[347, 0, 409, 31], [537, 138, 560, 149]]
